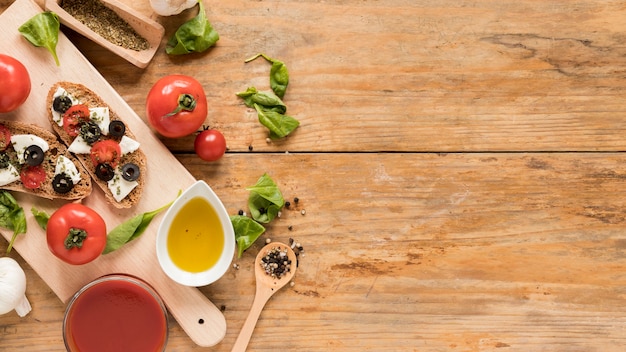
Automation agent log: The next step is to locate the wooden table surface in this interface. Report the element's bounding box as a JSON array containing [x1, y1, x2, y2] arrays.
[[2, 0, 626, 351]]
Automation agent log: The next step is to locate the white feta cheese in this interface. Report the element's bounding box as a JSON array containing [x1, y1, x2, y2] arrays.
[[0, 164, 20, 186], [67, 136, 92, 154], [51, 87, 79, 127], [119, 136, 140, 155], [108, 169, 138, 202], [54, 155, 82, 184], [11, 134, 49, 164], [89, 107, 110, 135]]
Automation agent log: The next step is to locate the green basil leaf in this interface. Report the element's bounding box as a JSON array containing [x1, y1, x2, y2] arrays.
[[31, 207, 50, 231], [246, 173, 285, 206], [18, 11, 60, 66], [245, 173, 284, 223], [236, 87, 287, 114], [230, 215, 265, 258], [0, 192, 26, 254], [103, 193, 179, 254], [166, 0, 219, 55], [254, 104, 300, 139], [245, 53, 289, 99]]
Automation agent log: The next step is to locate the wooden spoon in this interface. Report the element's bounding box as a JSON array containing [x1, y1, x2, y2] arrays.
[[231, 242, 297, 352]]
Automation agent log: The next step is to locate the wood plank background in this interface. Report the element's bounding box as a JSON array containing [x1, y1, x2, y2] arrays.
[[1, 0, 626, 351]]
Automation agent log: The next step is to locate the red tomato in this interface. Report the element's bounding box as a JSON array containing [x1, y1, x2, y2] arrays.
[[46, 203, 106, 265], [90, 140, 121, 168], [194, 129, 226, 162], [63, 104, 90, 137], [0, 54, 31, 113], [20, 165, 46, 189], [0, 125, 11, 151], [146, 75, 207, 138]]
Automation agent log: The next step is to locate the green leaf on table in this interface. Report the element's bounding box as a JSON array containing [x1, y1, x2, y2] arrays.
[[246, 173, 285, 223], [31, 207, 50, 231], [254, 104, 300, 139], [230, 215, 265, 258], [236, 87, 287, 114], [18, 11, 61, 66], [245, 53, 290, 99], [0, 192, 27, 253], [166, 0, 219, 55]]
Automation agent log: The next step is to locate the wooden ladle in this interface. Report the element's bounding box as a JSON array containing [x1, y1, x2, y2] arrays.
[[231, 242, 297, 352]]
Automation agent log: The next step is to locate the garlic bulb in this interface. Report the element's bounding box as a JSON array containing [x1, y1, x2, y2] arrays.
[[150, 0, 198, 16], [0, 257, 31, 317]]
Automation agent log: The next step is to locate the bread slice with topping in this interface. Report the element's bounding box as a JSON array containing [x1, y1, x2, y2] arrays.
[[0, 120, 92, 200], [46, 82, 146, 209]]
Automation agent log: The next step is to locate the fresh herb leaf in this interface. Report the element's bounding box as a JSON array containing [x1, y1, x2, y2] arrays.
[[0, 192, 27, 253], [31, 207, 50, 231], [245, 53, 289, 99], [230, 215, 265, 258], [254, 104, 300, 139], [246, 173, 285, 223], [166, 0, 219, 55], [103, 193, 179, 254], [18, 11, 61, 66], [236, 87, 287, 114]]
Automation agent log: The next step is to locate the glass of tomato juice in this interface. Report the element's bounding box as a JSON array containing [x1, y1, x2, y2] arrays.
[[63, 274, 168, 352]]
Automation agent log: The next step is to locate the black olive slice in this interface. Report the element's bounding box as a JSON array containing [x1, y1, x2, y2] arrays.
[[108, 121, 126, 138], [0, 153, 10, 169], [121, 163, 140, 181], [95, 163, 115, 181], [80, 121, 102, 144], [24, 145, 45, 166], [52, 95, 73, 113], [52, 174, 74, 194]]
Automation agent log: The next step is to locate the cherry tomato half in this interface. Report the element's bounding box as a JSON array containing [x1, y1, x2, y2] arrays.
[[0, 54, 31, 113], [46, 203, 106, 265], [90, 140, 121, 168], [146, 75, 207, 138], [63, 104, 90, 137], [20, 165, 46, 189], [194, 129, 226, 162], [0, 125, 11, 151]]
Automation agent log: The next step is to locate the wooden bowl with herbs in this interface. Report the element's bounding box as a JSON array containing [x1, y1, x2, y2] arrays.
[[45, 0, 164, 68]]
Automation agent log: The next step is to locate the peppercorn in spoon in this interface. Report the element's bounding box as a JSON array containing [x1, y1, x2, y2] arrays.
[[231, 242, 297, 352]]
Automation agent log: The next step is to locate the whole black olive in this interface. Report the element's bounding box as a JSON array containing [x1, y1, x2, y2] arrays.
[[108, 120, 126, 138], [121, 163, 140, 181], [95, 163, 115, 181], [52, 174, 74, 194], [24, 145, 45, 166], [52, 95, 73, 113]]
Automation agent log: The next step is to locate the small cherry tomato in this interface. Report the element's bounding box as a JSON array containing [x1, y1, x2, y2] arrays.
[[146, 75, 207, 138], [0, 54, 31, 113], [194, 128, 226, 162], [63, 104, 90, 137], [46, 203, 107, 265], [90, 140, 121, 168], [20, 165, 46, 189], [0, 125, 11, 151]]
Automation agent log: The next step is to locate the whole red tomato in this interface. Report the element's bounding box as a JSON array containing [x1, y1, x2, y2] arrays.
[[0, 54, 31, 113], [146, 75, 207, 138], [46, 203, 107, 265], [194, 128, 226, 161]]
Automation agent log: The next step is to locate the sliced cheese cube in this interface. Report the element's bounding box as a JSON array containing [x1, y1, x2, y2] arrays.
[[55, 155, 82, 184], [89, 107, 110, 135], [51, 87, 79, 127], [0, 164, 20, 186], [108, 169, 138, 202], [68, 136, 92, 154], [11, 134, 50, 164], [119, 136, 140, 155]]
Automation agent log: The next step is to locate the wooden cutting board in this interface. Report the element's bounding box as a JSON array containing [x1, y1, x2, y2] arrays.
[[0, 0, 226, 347]]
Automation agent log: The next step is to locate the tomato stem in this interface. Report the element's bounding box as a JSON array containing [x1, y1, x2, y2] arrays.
[[65, 228, 88, 249], [164, 93, 197, 118]]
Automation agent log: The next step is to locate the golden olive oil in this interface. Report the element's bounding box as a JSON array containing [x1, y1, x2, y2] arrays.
[[167, 197, 224, 272]]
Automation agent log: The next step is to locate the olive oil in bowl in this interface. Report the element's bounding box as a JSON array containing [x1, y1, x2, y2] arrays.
[[156, 180, 235, 287], [167, 197, 224, 273]]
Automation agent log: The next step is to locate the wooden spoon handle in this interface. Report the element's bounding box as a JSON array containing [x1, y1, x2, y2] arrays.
[[231, 286, 273, 352]]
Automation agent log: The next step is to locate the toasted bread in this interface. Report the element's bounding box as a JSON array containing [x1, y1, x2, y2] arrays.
[[0, 120, 92, 200], [47, 82, 146, 209]]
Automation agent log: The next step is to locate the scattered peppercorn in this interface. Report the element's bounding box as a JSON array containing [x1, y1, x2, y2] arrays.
[[248, 145, 253, 151], [285, 201, 291, 208], [288, 225, 293, 231], [301, 209, 306, 215], [220, 305, 226, 312], [238, 209, 244, 216], [293, 197, 299, 204]]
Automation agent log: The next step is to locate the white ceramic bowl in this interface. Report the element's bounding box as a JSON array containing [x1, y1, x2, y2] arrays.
[[156, 180, 235, 287]]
